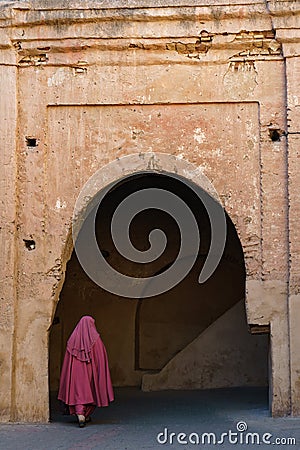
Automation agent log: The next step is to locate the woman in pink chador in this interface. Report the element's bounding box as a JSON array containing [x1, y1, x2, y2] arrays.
[[58, 316, 114, 427]]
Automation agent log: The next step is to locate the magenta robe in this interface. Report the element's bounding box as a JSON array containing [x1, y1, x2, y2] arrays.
[[58, 317, 114, 407]]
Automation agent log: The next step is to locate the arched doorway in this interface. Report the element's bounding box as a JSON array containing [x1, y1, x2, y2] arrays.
[[49, 170, 269, 418]]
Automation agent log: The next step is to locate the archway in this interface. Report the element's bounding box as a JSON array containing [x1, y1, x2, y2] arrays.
[[49, 169, 269, 419]]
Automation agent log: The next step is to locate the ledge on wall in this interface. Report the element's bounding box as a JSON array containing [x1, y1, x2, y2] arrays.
[[0, 0, 270, 9]]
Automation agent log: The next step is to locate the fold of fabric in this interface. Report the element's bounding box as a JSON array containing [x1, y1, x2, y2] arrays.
[[58, 316, 114, 407], [66, 315, 100, 362]]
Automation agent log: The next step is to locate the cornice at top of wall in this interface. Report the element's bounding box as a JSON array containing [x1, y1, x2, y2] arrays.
[[0, 0, 299, 47], [0, 0, 299, 13], [0, 0, 277, 9]]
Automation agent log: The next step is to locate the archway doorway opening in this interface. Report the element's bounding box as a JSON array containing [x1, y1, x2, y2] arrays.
[[49, 171, 269, 420]]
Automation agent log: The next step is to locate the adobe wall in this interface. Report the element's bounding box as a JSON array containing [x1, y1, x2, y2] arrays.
[[0, 0, 299, 421], [142, 300, 268, 391]]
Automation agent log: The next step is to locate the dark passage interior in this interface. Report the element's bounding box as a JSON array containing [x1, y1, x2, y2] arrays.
[[49, 172, 269, 414]]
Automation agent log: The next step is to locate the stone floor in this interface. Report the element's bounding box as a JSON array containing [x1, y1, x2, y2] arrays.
[[0, 387, 299, 449]]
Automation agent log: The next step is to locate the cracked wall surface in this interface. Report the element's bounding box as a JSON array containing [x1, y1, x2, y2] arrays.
[[0, 0, 299, 421]]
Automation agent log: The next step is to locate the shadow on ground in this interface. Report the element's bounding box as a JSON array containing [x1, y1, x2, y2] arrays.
[[50, 386, 269, 426], [2, 387, 300, 450]]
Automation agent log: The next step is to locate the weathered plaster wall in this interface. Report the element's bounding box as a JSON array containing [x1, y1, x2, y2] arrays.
[[0, 0, 298, 421], [0, 58, 17, 422], [142, 300, 268, 391], [284, 40, 300, 417]]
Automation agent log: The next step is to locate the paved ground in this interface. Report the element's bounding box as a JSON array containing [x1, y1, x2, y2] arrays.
[[0, 387, 299, 450]]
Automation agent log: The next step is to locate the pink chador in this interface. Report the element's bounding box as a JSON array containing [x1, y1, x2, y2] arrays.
[[58, 316, 114, 427]]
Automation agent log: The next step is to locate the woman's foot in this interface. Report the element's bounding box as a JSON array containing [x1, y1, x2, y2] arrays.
[[77, 414, 86, 428], [85, 416, 91, 423]]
